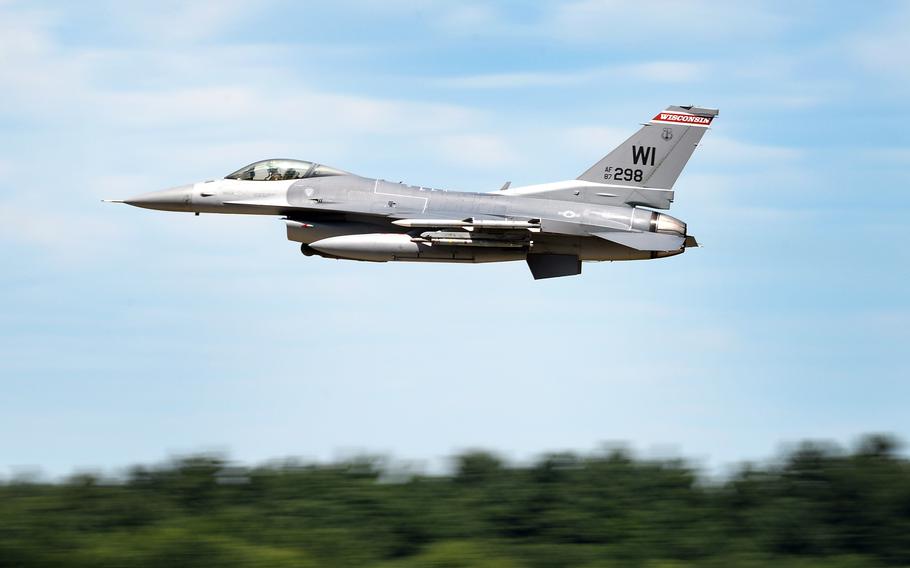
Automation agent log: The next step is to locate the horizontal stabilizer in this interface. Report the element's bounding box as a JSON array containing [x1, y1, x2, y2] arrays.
[[499, 181, 675, 210], [526, 253, 582, 279], [593, 231, 684, 252]]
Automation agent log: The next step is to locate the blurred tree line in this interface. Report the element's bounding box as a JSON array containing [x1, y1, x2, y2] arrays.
[[1, 435, 908, 567]]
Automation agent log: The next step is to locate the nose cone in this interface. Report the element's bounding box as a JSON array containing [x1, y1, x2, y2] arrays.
[[124, 185, 194, 212]]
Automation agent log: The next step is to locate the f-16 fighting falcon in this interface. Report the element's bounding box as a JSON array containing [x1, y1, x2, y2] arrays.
[[108, 105, 717, 279]]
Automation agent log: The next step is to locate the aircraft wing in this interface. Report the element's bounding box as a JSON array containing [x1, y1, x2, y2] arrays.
[[394, 219, 583, 279], [387, 217, 537, 249], [500, 184, 675, 210]]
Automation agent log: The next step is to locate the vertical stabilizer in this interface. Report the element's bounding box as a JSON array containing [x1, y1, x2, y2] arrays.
[[578, 105, 718, 190]]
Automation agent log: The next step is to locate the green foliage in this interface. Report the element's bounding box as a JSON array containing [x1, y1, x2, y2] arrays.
[[376, 541, 524, 568], [0, 436, 907, 567]]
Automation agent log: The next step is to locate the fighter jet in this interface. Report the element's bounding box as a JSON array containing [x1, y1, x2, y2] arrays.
[[108, 105, 717, 279]]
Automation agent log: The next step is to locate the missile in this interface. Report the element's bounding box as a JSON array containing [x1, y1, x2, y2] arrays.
[[392, 218, 540, 229], [392, 219, 469, 228]]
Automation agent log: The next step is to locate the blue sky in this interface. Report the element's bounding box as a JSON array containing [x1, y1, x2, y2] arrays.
[[1, 0, 908, 477]]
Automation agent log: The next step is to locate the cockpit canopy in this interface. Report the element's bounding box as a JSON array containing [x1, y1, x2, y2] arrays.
[[225, 159, 347, 181]]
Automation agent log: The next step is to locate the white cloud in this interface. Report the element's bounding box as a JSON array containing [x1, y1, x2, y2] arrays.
[[102, 0, 269, 44], [0, 6, 88, 106], [725, 94, 822, 110], [858, 147, 910, 164], [697, 135, 803, 165], [437, 70, 596, 89], [86, 86, 478, 136], [0, 39, 479, 137], [89, 174, 159, 200], [437, 61, 706, 89], [617, 61, 705, 83], [0, 1, 493, 265], [854, 309, 910, 334], [435, 4, 501, 33], [0, 204, 125, 261], [547, 0, 785, 45], [436, 134, 519, 169], [560, 125, 630, 155], [851, 3, 910, 81], [547, 0, 788, 44], [0, 3, 481, 136], [412, 0, 789, 47]]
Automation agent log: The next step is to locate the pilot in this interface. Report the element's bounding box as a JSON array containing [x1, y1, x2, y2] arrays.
[[266, 167, 282, 181], [284, 168, 298, 180]]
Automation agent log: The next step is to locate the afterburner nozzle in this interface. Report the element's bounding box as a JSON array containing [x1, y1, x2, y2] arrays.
[[654, 213, 686, 237]]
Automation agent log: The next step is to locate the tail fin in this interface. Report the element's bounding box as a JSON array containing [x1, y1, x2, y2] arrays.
[[578, 105, 718, 190]]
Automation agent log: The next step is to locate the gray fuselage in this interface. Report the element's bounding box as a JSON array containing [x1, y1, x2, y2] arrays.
[[132, 173, 686, 265]]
